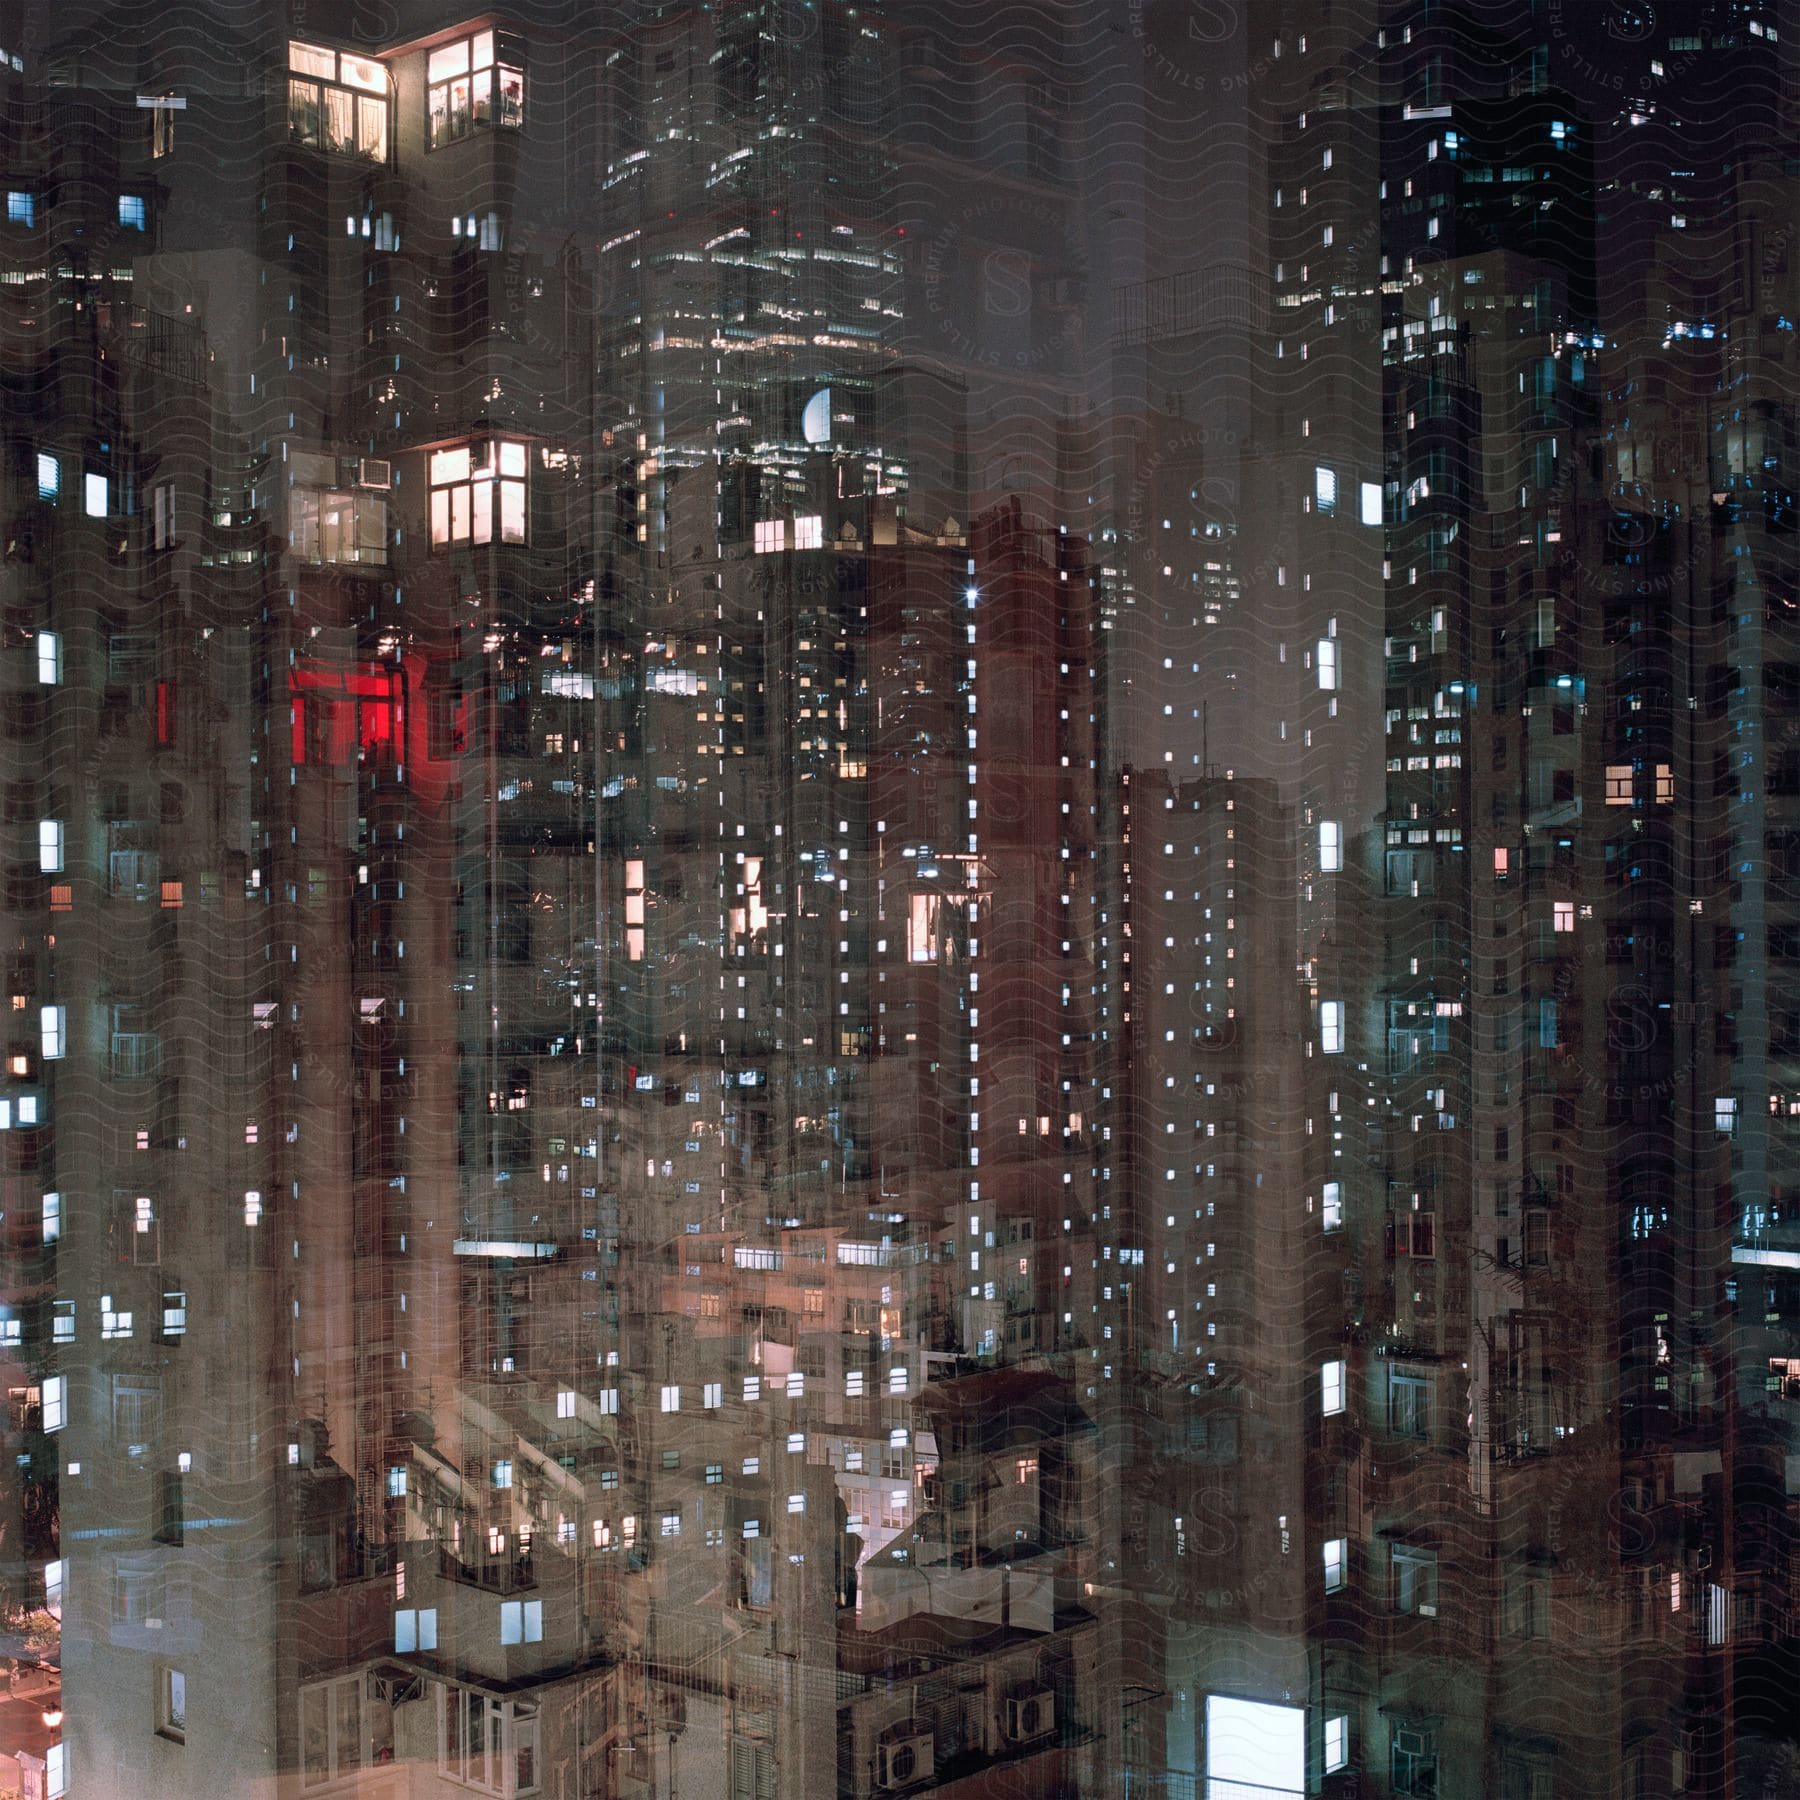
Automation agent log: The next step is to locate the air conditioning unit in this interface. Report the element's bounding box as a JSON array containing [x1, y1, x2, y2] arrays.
[[1007, 1689, 1055, 1743], [877, 1733, 933, 1790], [358, 458, 392, 490]]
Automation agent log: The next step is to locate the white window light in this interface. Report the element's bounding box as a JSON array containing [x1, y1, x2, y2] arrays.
[[1323, 1537, 1347, 1591], [1316, 638, 1339, 690], [1322, 1181, 1343, 1232], [500, 1599, 543, 1644], [1325, 1715, 1349, 1773], [84, 472, 108, 518], [42, 1192, 61, 1244], [394, 1607, 437, 1652], [660, 1383, 680, 1412], [42, 1374, 66, 1432], [36, 630, 61, 684], [40, 1004, 65, 1060], [493, 1459, 513, 1488], [38, 820, 63, 873], [1319, 820, 1342, 873], [1314, 465, 1338, 512], [1320, 1000, 1345, 1054], [35, 454, 57, 500], [1360, 481, 1382, 525], [1321, 1359, 1346, 1416]]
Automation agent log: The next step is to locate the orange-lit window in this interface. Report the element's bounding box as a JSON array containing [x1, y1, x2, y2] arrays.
[[160, 881, 183, 909], [49, 885, 72, 914]]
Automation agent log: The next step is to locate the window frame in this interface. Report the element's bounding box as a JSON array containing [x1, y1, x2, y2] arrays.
[[427, 30, 526, 150]]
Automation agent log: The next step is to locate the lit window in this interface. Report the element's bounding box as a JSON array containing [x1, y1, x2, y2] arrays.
[[287, 455, 388, 565], [162, 1292, 186, 1336], [118, 194, 147, 230], [754, 519, 785, 554], [493, 1460, 513, 1488], [1323, 1537, 1346, 1592], [1319, 820, 1342, 872], [288, 40, 389, 161], [1605, 763, 1634, 805], [428, 30, 525, 148], [1316, 638, 1339, 689], [1553, 901, 1575, 933], [556, 1390, 576, 1418], [38, 820, 63, 873], [1321, 1359, 1346, 1416], [47, 1743, 64, 1799], [7, 191, 35, 226], [156, 1667, 186, 1742], [793, 515, 823, 549], [84, 473, 108, 518], [42, 1192, 61, 1244], [429, 440, 527, 547], [40, 1004, 65, 1060], [1320, 1000, 1344, 1054], [1360, 480, 1382, 525], [500, 1599, 543, 1643], [35, 455, 58, 501], [786, 1492, 806, 1514], [393, 1607, 437, 1652], [702, 1382, 722, 1409], [1716, 1097, 1738, 1136], [1321, 1181, 1342, 1232], [1325, 1715, 1349, 1773], [1315, 465, 1338, 512], [42, 1374, 66, 1432]]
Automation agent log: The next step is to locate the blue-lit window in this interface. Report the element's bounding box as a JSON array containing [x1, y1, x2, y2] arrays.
[[119, 194, 147, 230], [6, 190, 33, 226]]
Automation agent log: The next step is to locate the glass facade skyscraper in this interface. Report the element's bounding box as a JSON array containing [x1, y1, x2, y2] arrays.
[[0, 2, 1797, 1796]]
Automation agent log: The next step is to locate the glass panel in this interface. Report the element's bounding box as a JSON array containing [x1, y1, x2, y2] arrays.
[[338, 53, 385, 93], [356, 95, 387, 162], [288, 41, 336, 79], [428, 41, 469, 82], [324, 85, 354, 154], [287, 78, 321, 146], [430, 447, 471, 485], [499, 479, 526, 544], [472, 29, 494, 70]]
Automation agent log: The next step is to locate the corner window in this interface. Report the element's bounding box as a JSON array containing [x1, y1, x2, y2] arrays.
[[289, 454, 389, 565], [288, 40, 390, 162], [428, 31, 525, 148], [429, 440, 527, 547]]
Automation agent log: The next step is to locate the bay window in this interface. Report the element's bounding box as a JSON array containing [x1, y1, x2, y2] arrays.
[[428, 31, 525, 148], [430, 440, 528, 548]]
